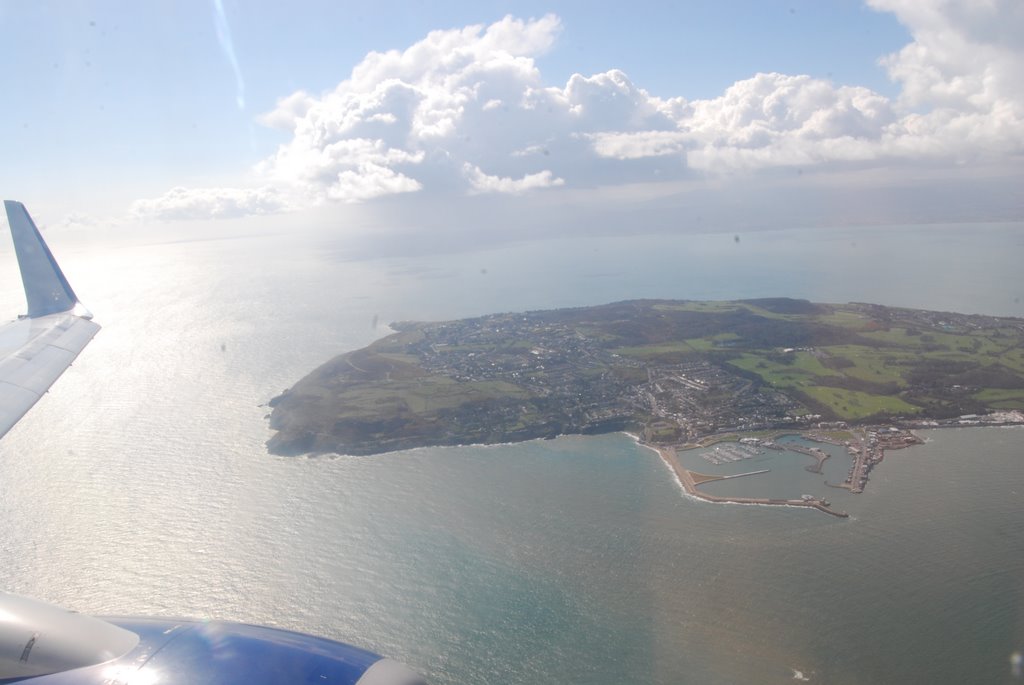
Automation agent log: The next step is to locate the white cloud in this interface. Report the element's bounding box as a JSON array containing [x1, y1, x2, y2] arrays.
[[560, 70, 685, 129], [257, 90, 316, 130], [869, 0, 1024, 110], [590, 1, 1024, 172], [130, 186, 291, 221], [464, 163, 564, 194], [586, 131, 689, 160], [57, 212, 102, 230], [245, 15, 689, 204], [132, 3, 1023, 220], [677, 73, 897, 172], [258, 135, 424, 196], [253, 14, 569, 202], [328, 164, 422, 203], [591, 0, 1024, 174], [865, 0, 1024, 160]]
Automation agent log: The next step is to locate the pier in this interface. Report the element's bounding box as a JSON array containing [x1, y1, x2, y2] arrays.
[[688, 468, 771, 483], [719, 468, 770, 480], [832, 432, 872, 493], [656, 446, 848, 518], [786, 444, 830, 474]]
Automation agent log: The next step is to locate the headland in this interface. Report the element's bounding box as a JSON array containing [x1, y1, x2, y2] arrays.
[[267, 298, 1024, 511]]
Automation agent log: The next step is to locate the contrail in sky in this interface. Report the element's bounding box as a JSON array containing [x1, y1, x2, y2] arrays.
[[212, 0, 245, 109]]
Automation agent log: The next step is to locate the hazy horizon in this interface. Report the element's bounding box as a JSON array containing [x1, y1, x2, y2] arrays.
[[1, 1, 1020, 244], [0, 3, 1022, 683]]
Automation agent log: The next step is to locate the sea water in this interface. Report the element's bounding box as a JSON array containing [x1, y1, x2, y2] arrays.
[[0, 222, 1021, 684]]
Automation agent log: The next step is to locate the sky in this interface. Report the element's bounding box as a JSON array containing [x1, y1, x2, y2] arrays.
[[0, 0, 1021, 240]]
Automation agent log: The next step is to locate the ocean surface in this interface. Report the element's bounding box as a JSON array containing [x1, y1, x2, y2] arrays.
[[0, 221, 1021, 684]]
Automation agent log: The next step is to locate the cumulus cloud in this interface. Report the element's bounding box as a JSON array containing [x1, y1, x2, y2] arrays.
[[328, 164, 422, 203], [586, 130, 689, 160], [133, 2, 1024, 220], [678, 73, 898, 172], [57, 212, 103, 230], [252, 14, 575, 202], [587, 1, 1024, 172], [870, 0, 1024, 110], [258, 90, 315, 130], [464, 163, 564, 194], [865, 0, 1024, 159], [130, 186, 291, 221]]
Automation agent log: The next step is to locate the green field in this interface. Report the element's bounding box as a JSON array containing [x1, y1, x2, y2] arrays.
[[728, 351, 840, 386], [972, 388, 1024, 409], [800, 386, 919, 420], [613, 341, 696, 358], [269, 298, 1024, 455]]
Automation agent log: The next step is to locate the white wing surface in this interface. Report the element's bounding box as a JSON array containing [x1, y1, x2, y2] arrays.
[[0, 201, 99, 439]]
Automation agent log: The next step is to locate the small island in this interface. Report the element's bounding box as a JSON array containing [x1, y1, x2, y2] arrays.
[[267, 298, 1024, 513]]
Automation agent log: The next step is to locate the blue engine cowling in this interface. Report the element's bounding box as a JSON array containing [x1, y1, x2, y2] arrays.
[[0, 593, 425, 684]]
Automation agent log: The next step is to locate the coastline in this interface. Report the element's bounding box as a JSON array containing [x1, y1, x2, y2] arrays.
[[646, 441, 849, 518], [282, 425, 1007, 521]]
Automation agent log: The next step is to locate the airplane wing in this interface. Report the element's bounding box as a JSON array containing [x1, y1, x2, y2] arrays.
[[0, 203, 428, 683], [0, 200, 100, 439]]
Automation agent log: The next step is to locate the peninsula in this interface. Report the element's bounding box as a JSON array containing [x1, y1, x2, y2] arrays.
[[267, 298, 1024, 462]]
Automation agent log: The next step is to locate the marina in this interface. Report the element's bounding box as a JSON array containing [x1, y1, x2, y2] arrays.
[[701, 442, 764, 465], [656, 445, 848, 518], [657, 426, 930, 514]]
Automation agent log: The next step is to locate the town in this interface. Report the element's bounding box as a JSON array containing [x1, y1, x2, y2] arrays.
[[269, 299, 1024, 466]]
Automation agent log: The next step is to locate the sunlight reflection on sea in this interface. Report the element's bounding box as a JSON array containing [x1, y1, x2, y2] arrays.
[[0, 223, 1021, 684]]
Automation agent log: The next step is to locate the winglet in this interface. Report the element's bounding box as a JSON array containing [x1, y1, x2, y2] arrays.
[[3, 200, 85, 318]]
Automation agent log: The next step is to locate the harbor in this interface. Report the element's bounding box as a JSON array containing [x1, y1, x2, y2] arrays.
[[646, 424, 933, 516], [655, 445, 849, 518], [700, 442, 764, 465], [783, 443, 830, 474]]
